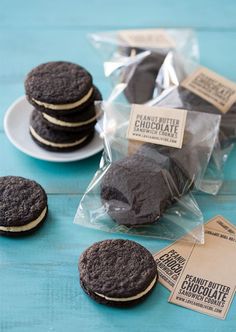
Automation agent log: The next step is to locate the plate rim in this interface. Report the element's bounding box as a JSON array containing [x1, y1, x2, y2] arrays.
[[4, 95, 104, 163]]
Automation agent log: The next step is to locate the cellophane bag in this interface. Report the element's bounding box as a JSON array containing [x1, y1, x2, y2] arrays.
[[89, 29, 199, 104], [148, 65, 236, 194], [89, 29, 226, 193], [74, 102, 221, 243]]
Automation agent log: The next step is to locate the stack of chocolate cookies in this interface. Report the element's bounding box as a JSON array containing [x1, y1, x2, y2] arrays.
[[100, 108, 218, 227], [24, 61, 102, 152], [101, 143, 191, 227]]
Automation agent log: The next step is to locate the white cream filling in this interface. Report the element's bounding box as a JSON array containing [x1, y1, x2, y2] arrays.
[[30, 126, 88, 148], [0, 207, 47, 233], [42, 112, 98, 128], [95, 275, 157, 302], [31, 87, 93, 110]]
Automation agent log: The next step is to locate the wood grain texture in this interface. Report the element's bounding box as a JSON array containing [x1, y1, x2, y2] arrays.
[[1, 0, 236, 331], [0, 133, 102, 194], [0, 0, 236, 29], [0, 195, 235, 332]]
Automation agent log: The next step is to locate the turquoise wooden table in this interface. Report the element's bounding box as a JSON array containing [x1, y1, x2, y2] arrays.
[[0, 1, 236, 331]]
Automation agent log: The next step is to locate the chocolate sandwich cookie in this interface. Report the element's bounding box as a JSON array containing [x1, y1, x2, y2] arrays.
[[30, 110, 94, 152], [0, 176, 48, 236], [79, 239, 158, 306], [101, 135, 207, 226], [101, 153, 175, 226], [41, 87, 102, 133], [25, 61, 95, 115], [118, 47, 167, 104], [135, 143, 193, 194]]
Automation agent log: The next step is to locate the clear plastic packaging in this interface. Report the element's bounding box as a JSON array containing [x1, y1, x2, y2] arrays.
[[150, 84, 236, 147], [89, 29, 199, 104], [148, 70, 236, 194], [90, 27, 232, 194], [74, 102, 221, 243]]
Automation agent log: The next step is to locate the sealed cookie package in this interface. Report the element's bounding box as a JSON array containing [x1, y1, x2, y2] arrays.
[[150, 66, 236, 194], [74, 102, 221, 243], [89, 29, 199, 104]]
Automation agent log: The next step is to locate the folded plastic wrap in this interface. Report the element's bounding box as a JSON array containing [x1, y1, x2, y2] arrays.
[[149, 80, 236, 194], [89, 29, 199, 104], [74, 102, 221, 243], [151, 85, 236, 147]]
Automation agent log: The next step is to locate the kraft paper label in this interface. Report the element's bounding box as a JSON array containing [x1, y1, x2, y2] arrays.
[[127, 105, 187, 149], [119, 29, 176, 49], [181, 67, 236, 113], [168, 228, 236, 319], [153, 216, 235, 291]]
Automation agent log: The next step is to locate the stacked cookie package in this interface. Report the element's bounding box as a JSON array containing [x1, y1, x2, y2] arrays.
[[24, 61, 102, 152]]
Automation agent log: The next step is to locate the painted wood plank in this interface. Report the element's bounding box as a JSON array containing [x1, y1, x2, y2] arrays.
[[0, 194, 235, 332], [1, 29, 236, 89], [0, 0, 236, 29], [0, 133, 102, 194]]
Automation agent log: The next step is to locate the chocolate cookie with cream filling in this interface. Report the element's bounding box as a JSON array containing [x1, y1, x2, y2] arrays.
[[41, 87, 102, 132], [79, 239, 158, 307], [0, 176, 48, 236], [25, 61, 95, 115], [29, 110, 94, 152], [100, 154, 175, 226]]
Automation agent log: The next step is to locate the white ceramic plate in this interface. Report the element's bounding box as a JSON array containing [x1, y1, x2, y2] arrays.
[[4, 96, 103, 162]]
